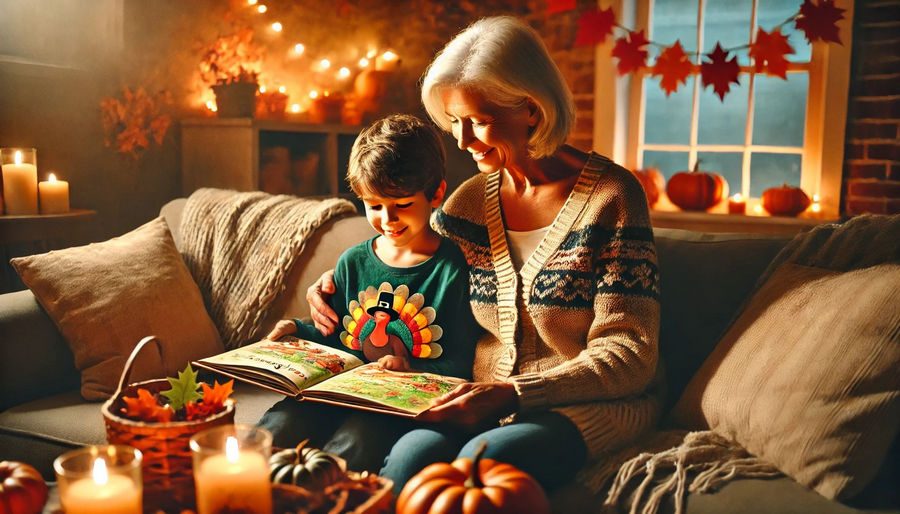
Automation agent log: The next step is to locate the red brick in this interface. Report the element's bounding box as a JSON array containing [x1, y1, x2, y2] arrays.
[[848, 121, 899, 140], [849, 162, 889, 179], [867, 143, 900, 160], [567, 136, 592, 152], [892, 163, 900, 180], [846, 198, 887, 214], [845, 143, 866, 159], [574, 97, 594, 111], [855, 75, 900, 97], [852, 97, 900, 119], [575, 117, 594, 133], [847, 180, 900, 197]]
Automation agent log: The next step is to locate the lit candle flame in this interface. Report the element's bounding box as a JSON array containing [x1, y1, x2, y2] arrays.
[[14, 150, 23, 165], [338, 67, 351, 79], [225, 436, 239, 463], [294, 43, 305, 55], [731, 193, 743, 202], [205, 100, 217, 112], [812, 193, 821, 202], [381, 50, 398, 62], [257, 4, 267, 13], [291, 103, 301, 113], [811, 203, 822, 213], [366, 49, 377, 59], [358, 57, 369, 68], [319, 59, 331, 70], [271, 22, 282, 32], [278, 85, 286, 94], [247, 0, 257, 5], [259, 85, 267, 93], [753, 204, 764, 215], [48, 173, 57, 182], [92, 458, 109, 485]]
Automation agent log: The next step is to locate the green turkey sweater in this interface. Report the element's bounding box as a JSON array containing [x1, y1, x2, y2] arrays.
[[434, 153, 662, 458]]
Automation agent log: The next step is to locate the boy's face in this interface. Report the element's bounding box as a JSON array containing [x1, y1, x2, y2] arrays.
[[360, 181, 446, 252]]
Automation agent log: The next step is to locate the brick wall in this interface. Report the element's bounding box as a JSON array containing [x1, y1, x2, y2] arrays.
[[842, 0, 900, 215]]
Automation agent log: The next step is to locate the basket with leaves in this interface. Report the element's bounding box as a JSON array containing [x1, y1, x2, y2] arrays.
[[101, 336, 235, 509]]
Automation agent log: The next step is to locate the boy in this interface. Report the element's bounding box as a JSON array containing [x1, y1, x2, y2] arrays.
[[259, 114, 479, 470]]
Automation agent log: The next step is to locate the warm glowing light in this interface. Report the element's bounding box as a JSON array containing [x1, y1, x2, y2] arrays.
[[257, 4, 267, 13], [271, 22, 282, 32], [366, 49, 377, 59], [294, 43, 305, 55], [731, 193, 743, 202], [247, 0, 257, 5], [291, 103, 301, 113], [338, 67, 351, 79], [309, 90, 319, 99], [278, 85, 286, 94], [812, 193, 821, 202], [14, 150, 23, 165], [358, 57, 370, 68], [259, 84, 267, 93], [205, 100, 217, 112], [381, 50, 398, 62], [319, 59, 331, 70], [48, 173, 58, 182], [225, 436, 240, 463], [753, 204, 764, 215], [811, 203, 822, 213], [323, 90, 331, 97], [92, 458, 109, 485]]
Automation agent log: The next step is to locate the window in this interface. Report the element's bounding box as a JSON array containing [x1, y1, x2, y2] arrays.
[[594, 0, 853, 220]]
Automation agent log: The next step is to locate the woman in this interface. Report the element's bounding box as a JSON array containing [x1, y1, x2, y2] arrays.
[[308, 16, 661, 492]]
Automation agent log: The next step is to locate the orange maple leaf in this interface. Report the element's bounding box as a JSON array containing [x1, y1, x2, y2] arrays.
[[200, 379, 234, 409], [121, 388, 173, 422], [749, 28, 795, 79], [652, 40, 694, 96]]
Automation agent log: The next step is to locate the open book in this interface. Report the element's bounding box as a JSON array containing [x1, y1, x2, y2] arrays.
[[193, 337, 466, 418]]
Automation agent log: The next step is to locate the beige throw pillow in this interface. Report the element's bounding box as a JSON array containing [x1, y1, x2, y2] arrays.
[[672, 263, 900, 500], [11, 217, 224, 400]]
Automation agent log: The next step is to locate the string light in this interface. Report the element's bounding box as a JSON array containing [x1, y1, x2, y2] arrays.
[[291, 103, 301, 113], [319, 58, 331, 70], [309, 90, 319, 99], [256, 4, 267, 13], [366, 49, 377, 59], [338, 67, 351, 79], [278, 85, 287, 94], [271, 22, 282, 32], [358, 57, 370, 68], [293, 43, 305, 55], [247, 0, 257, 5]]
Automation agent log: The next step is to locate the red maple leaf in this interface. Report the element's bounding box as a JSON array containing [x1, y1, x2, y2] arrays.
[[546, 0, 576, 15], [574, 7, 617, 47], [749, 28, 795, 79], [652, 40, 694, 96], [612, 30, 650, 75], [795, 0, 845, 44], [701, 43, 741, 101]]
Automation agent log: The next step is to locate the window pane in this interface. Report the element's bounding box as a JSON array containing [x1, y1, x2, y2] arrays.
[[752, 73, 808, 147], [644, 76, 694, 145], [757, 0, 811, 61], [749, 152, 802, 197], [642, 150, 689, 181], [703, 0, 753, 65], [698, 74, 748, 145], [697, 151, 742, 196], [650, 0, 699, 61]]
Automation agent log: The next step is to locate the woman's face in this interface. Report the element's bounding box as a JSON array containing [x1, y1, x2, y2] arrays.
[[440, 87, 536, 174]]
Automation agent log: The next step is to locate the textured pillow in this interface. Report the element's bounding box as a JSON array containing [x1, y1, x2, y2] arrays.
[[11, 217, 223, 401], [672, 262, 900, 500]]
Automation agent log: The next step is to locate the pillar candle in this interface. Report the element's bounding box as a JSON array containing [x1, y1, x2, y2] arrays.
[[728, 193, 746, 214], [194, 437, 272, 514], [39, 173, 70, 214], [60, 459, 141, 514], [1, 150, 38, 215]]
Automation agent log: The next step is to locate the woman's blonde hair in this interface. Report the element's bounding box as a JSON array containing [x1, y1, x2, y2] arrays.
[[421, 16, 575, 159]]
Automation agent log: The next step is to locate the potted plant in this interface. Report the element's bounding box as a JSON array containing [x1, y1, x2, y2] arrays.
[[199, 28, 263, 117]]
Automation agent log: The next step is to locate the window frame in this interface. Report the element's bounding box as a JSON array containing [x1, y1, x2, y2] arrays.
[[593, 0, 853, 220]]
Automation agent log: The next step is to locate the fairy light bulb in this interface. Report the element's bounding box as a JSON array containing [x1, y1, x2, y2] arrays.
[[291, 103, 301, 113], [294, 43, 305, 55], [338, 67, 351, 79], [259, 84, 267, 93], [271, 22, 282, 32], [247, 0, 257, 5], [278, 85, 286, 94], [309, 90, 319, 99], [358, 57, 369, 68], [256, 4, 267, 13], [319, 59, 331, 70]]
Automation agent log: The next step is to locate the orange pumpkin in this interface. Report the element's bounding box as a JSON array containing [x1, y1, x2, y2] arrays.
[[762, 183, 811, 216], [0, 461, 48, 514], [396, 442, 550, 514], [632, 167, 665, 207], [666, 161, 728, 211]]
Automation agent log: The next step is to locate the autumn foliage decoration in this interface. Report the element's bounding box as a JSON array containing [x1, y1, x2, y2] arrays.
[[119, 365, 234, 423], [565, 0, 845, 101], [100, 87, 172, 160]]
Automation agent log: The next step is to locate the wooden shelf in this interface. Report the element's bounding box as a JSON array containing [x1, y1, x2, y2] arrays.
[[650, 210, 836, 235], [0, 209, 97, 244]]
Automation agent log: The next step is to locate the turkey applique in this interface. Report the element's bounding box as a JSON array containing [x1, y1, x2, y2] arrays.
[[340, 283, 444, 363]]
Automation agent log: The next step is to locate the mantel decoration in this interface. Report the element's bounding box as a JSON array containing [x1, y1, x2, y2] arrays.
[[99, 87, 172, 160], [199, 28, 263, 117], [556, 0, 845, 100]]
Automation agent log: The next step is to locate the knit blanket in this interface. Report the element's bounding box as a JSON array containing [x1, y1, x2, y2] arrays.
[[179, 188, 357, 349], [601, 214, 900, 514]]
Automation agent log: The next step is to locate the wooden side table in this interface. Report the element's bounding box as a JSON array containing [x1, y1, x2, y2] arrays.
[[0, 209, 97, 293]]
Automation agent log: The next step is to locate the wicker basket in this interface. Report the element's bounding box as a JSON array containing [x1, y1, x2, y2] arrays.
[[101, 336, 235, 510]]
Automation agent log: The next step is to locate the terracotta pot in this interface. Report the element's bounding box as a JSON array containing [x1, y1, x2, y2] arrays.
[[212, 82, 258, 118]]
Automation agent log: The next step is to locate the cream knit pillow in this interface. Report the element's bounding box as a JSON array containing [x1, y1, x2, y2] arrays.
[[11, 217, 224, 400], [672, 262, 900, 500]]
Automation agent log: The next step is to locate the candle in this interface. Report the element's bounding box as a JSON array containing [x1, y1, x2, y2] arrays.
[[39, 172, 70, 214], [728, 193, 746, 214], [54, 446, 142, 514], [194, 435, 272, 514], [1, 148, 38, 215], [375, 50, 400, 72]]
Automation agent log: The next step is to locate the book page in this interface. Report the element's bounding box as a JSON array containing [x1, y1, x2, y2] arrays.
[[196, 337, 365, 395], [302, 363, 466, 416]]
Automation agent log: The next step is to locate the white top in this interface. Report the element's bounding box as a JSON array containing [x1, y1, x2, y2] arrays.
[[505, 226, 550, 272]]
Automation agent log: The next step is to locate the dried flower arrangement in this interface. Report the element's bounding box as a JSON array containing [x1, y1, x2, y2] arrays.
[[118, 364, 234, 422], [199, 27, 263, 87], [99, 87, 172, 159]]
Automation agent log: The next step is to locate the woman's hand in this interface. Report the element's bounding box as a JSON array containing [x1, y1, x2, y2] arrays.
[[417, 382, 519, 429], [266, 320, 296, 341], [307, 269, 339, 335]]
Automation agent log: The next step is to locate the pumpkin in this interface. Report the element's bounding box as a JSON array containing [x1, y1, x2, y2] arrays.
[[0, 461, 48, 514], [269, 439, 345, 491], [396, 442, 550, 514], [762, 183, 811, 216], [632, 167, 665, 207], [666, 161, 728, 211]]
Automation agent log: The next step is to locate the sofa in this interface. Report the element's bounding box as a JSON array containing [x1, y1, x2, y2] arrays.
[[1, 198, 896, 514]]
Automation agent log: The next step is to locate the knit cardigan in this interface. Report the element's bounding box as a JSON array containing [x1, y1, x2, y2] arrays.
[[434, 153, 662, 458]]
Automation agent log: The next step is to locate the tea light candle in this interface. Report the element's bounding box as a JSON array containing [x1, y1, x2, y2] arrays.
[[1, 148, 38, 215], [195, 436, 272, 514], [61, 457, 141, 514], [728, 193, 746, 214], [39, 172, 70, 214]]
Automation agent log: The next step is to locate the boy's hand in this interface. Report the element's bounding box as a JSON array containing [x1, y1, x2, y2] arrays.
[[307, 269, 338, 335], [266, 320, 296, 341], [376, 355, 411, 372]]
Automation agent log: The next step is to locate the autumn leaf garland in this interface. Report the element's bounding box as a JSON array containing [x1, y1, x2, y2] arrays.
[[565, 0, 845, 100]]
